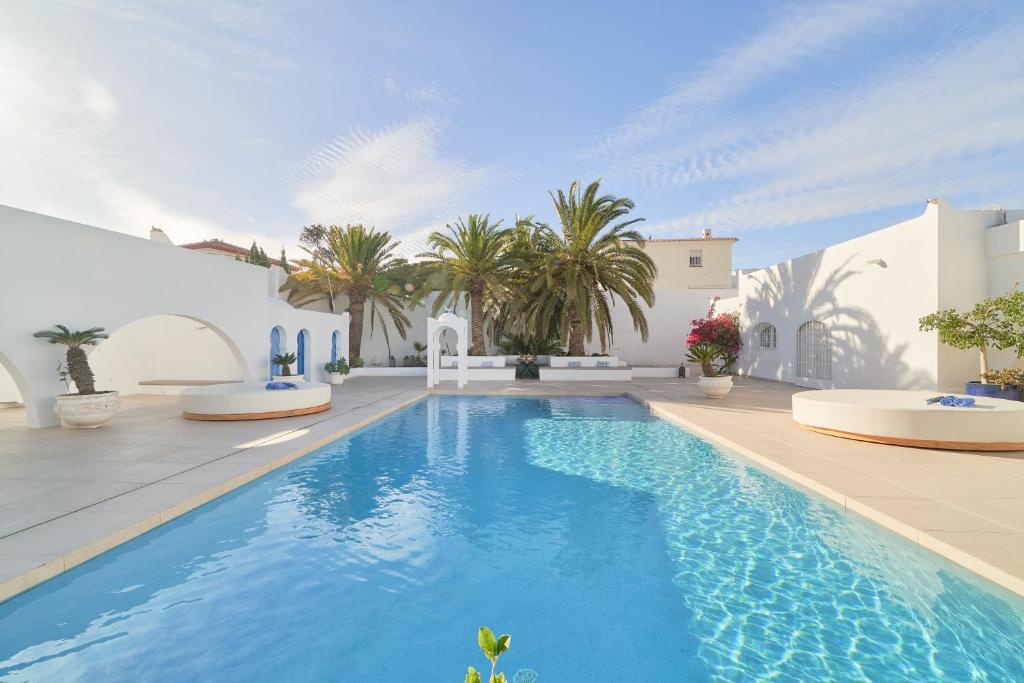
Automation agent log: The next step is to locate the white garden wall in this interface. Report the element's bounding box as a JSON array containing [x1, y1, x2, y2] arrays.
[[0, 205, 348, 427], [729, 200, 1019, 392]]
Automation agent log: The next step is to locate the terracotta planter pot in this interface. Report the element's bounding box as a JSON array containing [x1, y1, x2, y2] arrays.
[[697, 375, 733, 399], [53, 391, 120, 428]]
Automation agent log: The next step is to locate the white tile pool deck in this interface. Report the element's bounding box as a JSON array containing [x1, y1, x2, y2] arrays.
[[0, 376, 1022, 602]]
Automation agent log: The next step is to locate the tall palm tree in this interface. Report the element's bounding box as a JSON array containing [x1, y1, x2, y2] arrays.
[[33, 325, 109, 394], [281, 224, 411, 362], [418, 214, 513, 355], [521, 180, 656, 356]]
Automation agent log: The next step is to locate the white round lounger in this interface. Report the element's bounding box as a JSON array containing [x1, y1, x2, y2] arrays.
[[180, 381, 331, 421], [792, 389, 1024, 451]]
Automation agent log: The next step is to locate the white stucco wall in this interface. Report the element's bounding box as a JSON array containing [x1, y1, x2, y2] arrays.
[[0, 205, 348, 427], [729, 200, 1018, 391]]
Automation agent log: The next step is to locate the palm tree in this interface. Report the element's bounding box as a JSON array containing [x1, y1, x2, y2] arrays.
[[33, 325, 109, 394], [520, 180, 656, 356], [418, 214, 513, 355], [280, 224, 411, 361]]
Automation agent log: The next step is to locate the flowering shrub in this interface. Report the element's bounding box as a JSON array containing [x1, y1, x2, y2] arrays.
[[686, 297, 741, 373]]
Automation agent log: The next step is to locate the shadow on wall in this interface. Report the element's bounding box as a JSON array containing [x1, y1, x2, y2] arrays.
[[742, 252, 932, 389]]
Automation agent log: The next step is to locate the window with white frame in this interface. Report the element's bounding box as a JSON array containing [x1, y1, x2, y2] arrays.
[[752, 322, 777, 350], [689, 249, 703, 267]]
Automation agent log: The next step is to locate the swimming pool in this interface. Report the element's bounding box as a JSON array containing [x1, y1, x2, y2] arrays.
[[1, 396, 1022, 680]]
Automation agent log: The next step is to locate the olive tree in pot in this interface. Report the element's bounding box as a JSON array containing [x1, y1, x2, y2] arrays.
[[272, 352, 299, 382], [918, 287, 1024, 400], [33, 325, 120, 428], [323, 357, 350, 385]]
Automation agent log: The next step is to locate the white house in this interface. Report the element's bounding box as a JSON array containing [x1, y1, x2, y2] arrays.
[[725, 199, 1024, 391], [0, 205, 349, 428]]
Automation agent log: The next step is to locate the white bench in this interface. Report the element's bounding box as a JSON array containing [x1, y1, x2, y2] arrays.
[[180, 381, 331, 421], [792, 389, 1024, 451]]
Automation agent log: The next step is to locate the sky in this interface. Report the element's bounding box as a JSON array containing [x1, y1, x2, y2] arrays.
[[2, 0, 1024, 269]]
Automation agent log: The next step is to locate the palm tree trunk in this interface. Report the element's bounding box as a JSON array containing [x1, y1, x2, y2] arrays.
[[66, 346, 96, 394], [349, 297, 365, 362], [567, 308, 585, 356], [470, 289, 485, 356]]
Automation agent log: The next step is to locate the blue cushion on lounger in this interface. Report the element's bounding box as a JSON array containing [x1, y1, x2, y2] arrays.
[[265, 381, 298, 390], [568, 361, 581, 368]]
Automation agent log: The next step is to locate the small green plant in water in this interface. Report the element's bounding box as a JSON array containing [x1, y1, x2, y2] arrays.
[[465, 627, 510, 683]]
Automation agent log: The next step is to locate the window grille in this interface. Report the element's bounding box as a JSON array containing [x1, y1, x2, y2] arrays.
[[689, 249, 703, 267], [753, 323, 777, 350], [796, 320, 831, 380]]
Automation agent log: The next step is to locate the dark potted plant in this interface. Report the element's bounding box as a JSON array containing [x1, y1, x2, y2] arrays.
[[33, 324, 120, 427], [919, 287, 1024, 398], [272, 352, 298, 381]]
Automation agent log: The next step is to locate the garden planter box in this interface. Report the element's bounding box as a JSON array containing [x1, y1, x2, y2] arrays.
[[966, 381, 1022, 401]]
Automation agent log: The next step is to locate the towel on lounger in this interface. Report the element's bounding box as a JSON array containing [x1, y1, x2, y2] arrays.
[[926, 395, 975, 407], [265, 381, 298, 390]]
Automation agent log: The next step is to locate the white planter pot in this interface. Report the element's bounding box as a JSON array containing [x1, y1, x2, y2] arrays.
[[53, 391, 120, 428], [328, 372, 346, 385], [697, 375, 733, 399]]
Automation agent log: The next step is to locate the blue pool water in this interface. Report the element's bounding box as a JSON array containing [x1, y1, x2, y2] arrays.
[[1, 396, 1023, 681]]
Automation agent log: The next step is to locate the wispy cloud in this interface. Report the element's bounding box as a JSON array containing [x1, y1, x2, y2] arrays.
[[384, 76, 460, 107], [641, 30, 1024, 234], [590, 0, 919, 156], [286, 118, 504, 240]]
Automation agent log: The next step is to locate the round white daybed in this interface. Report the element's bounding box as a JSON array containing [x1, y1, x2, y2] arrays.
[[792, 389, 1024, 451], [180, 381, 331, 421]]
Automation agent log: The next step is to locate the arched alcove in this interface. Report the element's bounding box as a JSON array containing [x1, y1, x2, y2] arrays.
[[270, 325, 287, 378], [331, 330, 342, 363], [297, 329, 311, 380], [88, 314, 249, 395], [427, 313, 468, 388]]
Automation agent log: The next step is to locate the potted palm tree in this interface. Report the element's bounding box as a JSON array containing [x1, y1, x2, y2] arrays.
[[33, 325, 120, 427], [272, 352, 298, 381], [687, 342, 734, 398], [323, 357, 350, 385]]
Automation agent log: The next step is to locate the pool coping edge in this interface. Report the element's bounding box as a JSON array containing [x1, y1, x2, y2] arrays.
[[0, 391, 430, 604], [630, 392, 1024, 599]]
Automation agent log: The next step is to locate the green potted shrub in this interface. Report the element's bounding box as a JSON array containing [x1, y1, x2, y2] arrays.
[[919, 287, 1024, 399], [272, 352, 298, 381], [323, 357, 350, 385], [33, 325, 121, 428]]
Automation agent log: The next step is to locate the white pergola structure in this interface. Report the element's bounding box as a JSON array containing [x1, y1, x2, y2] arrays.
[[426, 312, 468, 388]]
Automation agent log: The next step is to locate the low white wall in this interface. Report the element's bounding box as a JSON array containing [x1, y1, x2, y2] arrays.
[[602, 287, 736, 366]]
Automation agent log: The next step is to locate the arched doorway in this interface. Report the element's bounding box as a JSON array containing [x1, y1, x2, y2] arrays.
[[796, 320, 831, 387], [296, 329, 310, 380], [427, 313, 468, 388], [87, 315, 248, 395]]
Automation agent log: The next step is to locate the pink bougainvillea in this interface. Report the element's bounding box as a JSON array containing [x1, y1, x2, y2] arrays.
[[686, 297, 741, 354]]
